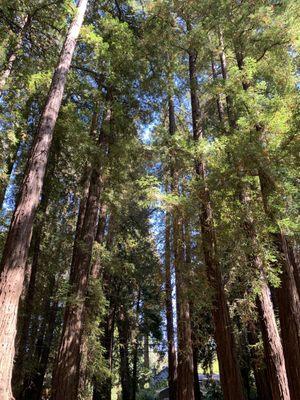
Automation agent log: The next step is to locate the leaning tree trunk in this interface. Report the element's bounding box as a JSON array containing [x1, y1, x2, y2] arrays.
[[258, 168, 300, 400], [0, 14, 30, 93], [12, 148, 57, 398], [187, 40, 245, 400], [257, 280, 290, 399], [0, 2, 88, 398], [238, 180, 290, 400], [12, 192, 49, 398]]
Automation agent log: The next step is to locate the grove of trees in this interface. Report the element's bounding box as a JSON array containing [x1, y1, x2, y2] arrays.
[[0, 1, 299, 399]]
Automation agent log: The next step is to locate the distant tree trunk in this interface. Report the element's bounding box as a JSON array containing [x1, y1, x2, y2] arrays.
[[118, 307, 132, 400], [192, 345, 202, 400], [143, 335, 150, 370], [0, 2, 88, 398], [187, 35, 245, 400], [51, 141, 103, 400], [247, 323, 272, 400], [22, 277, 58, 400], [93, 301, 116, 400], [0, 144, 19, 211], [0, 14, 29, 93], [165, 212, 177, 400], [132, 291, 141, 400]]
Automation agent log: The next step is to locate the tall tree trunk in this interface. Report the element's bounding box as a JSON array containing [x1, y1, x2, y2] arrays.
[[0, 143, 19, 211], [93, 301, 116, 400], [12, 148, 56, 397], [12, 192, 49, 397], [187, 38, 245, 400], [256, 281, 290, 399], [143, 335, 150, 370], [247, 323, 272, 400], [118, 307, 132, 400], [174, 215, 194, 400], [212, 43, 290, 399], [192, 345, 202, 400], [233, 47, 300, 400], [51, 153, 103, 399], [239, 181, 290, 400], [0, 2, 88, 398], [0, 14, 29, 93], [165, 212, 177, 400], [132, 291, 141, 400], [258, 169, 300, 399]]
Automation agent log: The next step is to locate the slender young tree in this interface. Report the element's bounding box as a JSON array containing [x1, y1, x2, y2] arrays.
[[165, 97, 177, 400], [0, 14, 29, 93]]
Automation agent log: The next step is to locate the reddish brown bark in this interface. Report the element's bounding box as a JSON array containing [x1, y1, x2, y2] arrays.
[[257, 280, 290, 399], [247, 323, 273, 400], [117, 307, 132, 400], [22, 277, 58, 400], [233, 46, 300, 399], [165, 212, 177, 400], [165, 97, 177, 400], [51, 165, 102, 399], [0, 2, 88, 398], [188, 39, 245, 400], [212, 42, 290, 398], [52, 157, 103, 400], [174, 215, 194, 400], [12, 189, 49, 398], [258, 169, 300, 400], [240, 187, 290, 399], [93, 301, 116, 400]]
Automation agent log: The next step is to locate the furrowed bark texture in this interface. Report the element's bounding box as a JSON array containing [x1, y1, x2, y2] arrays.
[[258, 169, 300, 400], [52, 138, 103, 400], [188, 42, 245, 400], [234, 47, 300, 399], [0, 2, 88, 398], [213, 42, 290, 399]]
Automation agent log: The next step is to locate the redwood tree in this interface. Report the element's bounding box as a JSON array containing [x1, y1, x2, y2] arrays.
[[0, 1, 88, 398]]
